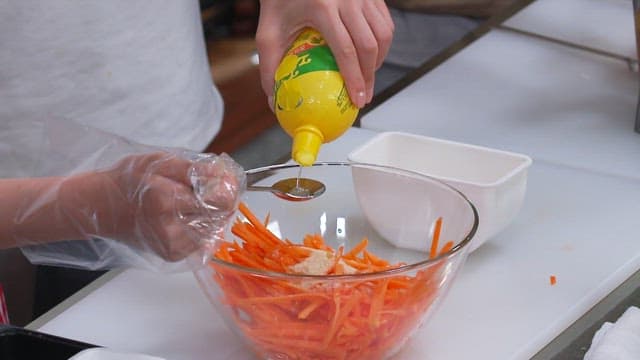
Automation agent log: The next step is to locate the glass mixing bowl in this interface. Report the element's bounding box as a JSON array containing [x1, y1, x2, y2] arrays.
[[194, 162, 478, 360]]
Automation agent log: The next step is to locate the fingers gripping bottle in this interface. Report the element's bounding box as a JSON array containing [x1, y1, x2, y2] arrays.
[[274, 28, 359, 166]]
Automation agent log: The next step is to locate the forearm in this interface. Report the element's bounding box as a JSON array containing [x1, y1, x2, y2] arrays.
[[0, 174, 109, 249]]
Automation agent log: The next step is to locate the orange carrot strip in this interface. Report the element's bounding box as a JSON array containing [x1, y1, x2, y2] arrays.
[[342, 258, 370, 271], [327, 246, 344, 275], [238, 202, 281, 246], [369, 278, 389, 328], [439, 240, 454, 255], [429, 217, 443, 259], [344, 237, 368, 259], [235, 292, 330, 305], [363, 250, 390, 267], [298, 298, 326, 319], [237, 202, 262, 227], [283, 245, 313, 258], [303, 234, 315, 248]]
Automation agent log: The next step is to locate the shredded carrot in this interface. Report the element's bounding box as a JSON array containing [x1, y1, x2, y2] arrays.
[[550, 275, 557, 286], [429, 217, 443, 259], [209, 202, 455, 360], [439, 240, 455, 255], [343, 237, 368, 259]]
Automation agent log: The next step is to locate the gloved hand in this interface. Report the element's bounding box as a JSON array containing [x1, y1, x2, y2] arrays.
[[11, 151, 245, 272], [0, 118, 246, 272], [256, 0, 395, 109], [61, 151, 244, 262]]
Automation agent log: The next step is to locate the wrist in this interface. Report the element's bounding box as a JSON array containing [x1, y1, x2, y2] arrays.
[[59, 171, 131, 240], [0, 176, 88, 248]]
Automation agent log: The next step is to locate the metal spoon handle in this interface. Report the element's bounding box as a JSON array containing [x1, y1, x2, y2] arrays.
[[246, 185, 276, 192]]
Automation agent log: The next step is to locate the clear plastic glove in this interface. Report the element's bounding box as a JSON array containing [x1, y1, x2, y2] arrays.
[[256, 0, 395, 109], [0, 119, 246, 272]]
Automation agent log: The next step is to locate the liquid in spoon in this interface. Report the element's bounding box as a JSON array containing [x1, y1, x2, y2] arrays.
[[247, 168, 326, 201], [292, 167, 305, 195]]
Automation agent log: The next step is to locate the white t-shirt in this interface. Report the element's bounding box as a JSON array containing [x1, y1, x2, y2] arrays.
[[0, 0, 223, 155]]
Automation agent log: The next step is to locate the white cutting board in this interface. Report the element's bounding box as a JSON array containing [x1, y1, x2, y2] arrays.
[[503, 0, 637, 60], [36, 127, 640, 360], [361, 28, 640, 181]]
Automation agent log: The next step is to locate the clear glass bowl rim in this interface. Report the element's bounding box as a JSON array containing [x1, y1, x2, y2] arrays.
[[208, 161, 479, 280]]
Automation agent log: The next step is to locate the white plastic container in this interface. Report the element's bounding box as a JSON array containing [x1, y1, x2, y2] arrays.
[[348, 131, 533, 251]]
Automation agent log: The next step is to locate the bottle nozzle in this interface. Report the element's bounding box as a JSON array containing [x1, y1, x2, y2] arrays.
[[292, 128, 323, 166]]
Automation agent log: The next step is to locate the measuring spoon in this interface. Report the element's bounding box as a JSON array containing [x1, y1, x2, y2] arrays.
[[247, 177, 326, 201]]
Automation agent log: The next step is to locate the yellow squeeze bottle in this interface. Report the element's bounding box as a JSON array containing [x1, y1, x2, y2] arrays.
[[274, 28, 359, 166]]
